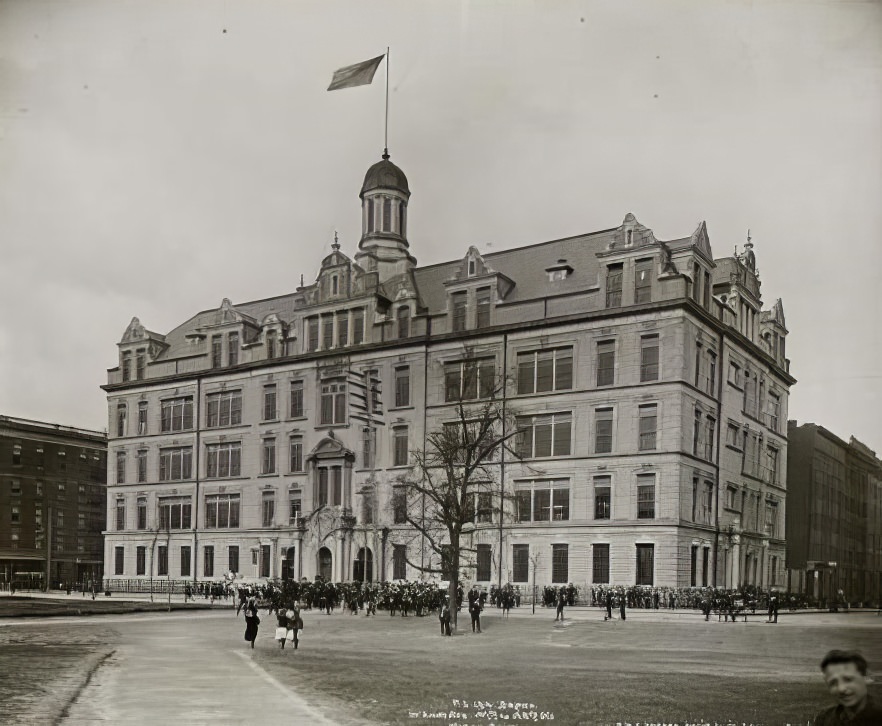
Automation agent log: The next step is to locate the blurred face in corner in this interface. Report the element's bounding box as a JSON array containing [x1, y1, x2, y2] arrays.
[[824, 661, 868, 710]]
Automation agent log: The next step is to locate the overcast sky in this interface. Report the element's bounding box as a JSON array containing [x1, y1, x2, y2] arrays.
[[0, 0, 879, 452]]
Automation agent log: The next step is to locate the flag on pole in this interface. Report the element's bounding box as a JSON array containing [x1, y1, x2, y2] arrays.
[[327, 54, 386, 91]]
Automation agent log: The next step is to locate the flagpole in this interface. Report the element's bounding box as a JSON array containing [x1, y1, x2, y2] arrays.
[[384, 46, 390, 156]]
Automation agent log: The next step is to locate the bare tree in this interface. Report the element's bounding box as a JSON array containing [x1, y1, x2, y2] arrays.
[[392, 350, 521, 628]]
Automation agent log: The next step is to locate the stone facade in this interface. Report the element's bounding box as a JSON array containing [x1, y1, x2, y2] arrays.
[[101, 155, 794, 591]]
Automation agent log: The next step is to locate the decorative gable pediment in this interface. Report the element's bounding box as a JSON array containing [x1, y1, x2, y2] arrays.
[[119, 317, 166, 348], [608, 213, 658, 250], [450, 246, 493, 281], [690, 221, 714, 262], [306, 432, 356, 463]]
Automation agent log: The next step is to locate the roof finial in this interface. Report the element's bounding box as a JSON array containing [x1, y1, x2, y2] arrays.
[[382, 147, 389, 160], [332, 231, 340, 251], [747, 228, 752, 245]]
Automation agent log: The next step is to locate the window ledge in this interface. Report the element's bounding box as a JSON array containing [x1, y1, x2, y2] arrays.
[[260, 418, 281, 425], [388, 406, 415, 412], [257, 473, 280, 478], [726, 444, 744, 453], [314, 424, 350, 430], [203, 476, 250, 483]]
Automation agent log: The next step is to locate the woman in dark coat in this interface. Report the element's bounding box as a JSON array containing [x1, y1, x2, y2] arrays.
[[244, 600, 260, 649]]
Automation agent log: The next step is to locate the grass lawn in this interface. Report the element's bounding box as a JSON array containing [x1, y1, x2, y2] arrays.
[[257, 610, 882, 726], [0, 595, 217, 618]]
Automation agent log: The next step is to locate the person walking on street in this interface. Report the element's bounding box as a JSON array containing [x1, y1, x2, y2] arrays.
[[244, 599, 260, 649], [619, 590, 626, 621], [555, 587, 566, 622], [439, 599, 452, 636], [468, 586, 482, 633], [285, 606, 302, 650], [605, 590, 613, 621]]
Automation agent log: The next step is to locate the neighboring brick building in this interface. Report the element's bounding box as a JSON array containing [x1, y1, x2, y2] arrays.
[[0, 415, 107, 589], [101, 153, 794, 591], [786, 421, 882, 606]]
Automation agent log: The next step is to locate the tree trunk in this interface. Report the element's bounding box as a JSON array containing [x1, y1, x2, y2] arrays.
[[448, 536, 460, 631]]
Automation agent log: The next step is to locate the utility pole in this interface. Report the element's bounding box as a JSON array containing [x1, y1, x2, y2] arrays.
[[530, 551, 542, 615]]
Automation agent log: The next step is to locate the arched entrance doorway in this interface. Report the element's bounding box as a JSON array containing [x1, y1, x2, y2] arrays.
[[353, 547, 373, 582], [318, 547, 333, 581]]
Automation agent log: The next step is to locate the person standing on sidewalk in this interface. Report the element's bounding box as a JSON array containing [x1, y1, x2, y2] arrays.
[[286, 606, 302, 650], [619, 589, 626, 621], [275, 609, 289, 649], [555, 587, 566, 622], [244, 599, 260, 649], [605, 590, 613, 621]]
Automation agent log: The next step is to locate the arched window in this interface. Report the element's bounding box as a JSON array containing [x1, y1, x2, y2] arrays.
[[399, 202, 406, 237], [367, 198, 375, 232], [383, 197, 392, 232], [397, 306, 410, 338]]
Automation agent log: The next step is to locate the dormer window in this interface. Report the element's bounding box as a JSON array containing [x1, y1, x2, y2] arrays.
[[135, 348, 146, 380], [626, 229, 633, 246], [332, 275, 339, 296], [383, 198, 392, 232], [397, 306, 410, 338], [367, 199, 375, 232], [545, 259, 573, 283], [121, 351, 132, 382], [468, 259, 476, 277], [266, 330, 277, 359]]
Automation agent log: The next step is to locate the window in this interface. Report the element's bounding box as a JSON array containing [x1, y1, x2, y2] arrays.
[[159, 447, 193, 481], [594, 408, 613, 454], [476, 287, 491, 328], [115, 546, 125, 576], [136, 546, 146, 576], [393, 426, 409, 466], [211, 335, 223, 368], [161, 397, 193, 432], [742, 431, 762, 478], [366, 369, 381, 415], [476, 492, 493, 523], [289, 491, 302, 524], [512, 544, 529, 583], [637, 476, 655, 519], [638, 404, 657, 451], [726, 485, 739, 511], [353, 308, 364, 345], [136, 449, 147, 483], [728, 360, 742, 387], [516, 413, 572, 458], [307, 318, 319, 351], [10, 506, 20, 524], [551, 544, 569, 583], [693, 409, 703, 457], [262, 385, 277, 421], [261, 438, 276, 475], [515, 480, 570, 522], [137, 401, 148, 435], [392, 545, 407, 580], [135, 349, 146, 380], [116, 451, 127, 484], [634, 258, 653, 303], [117, 403, 127, 437], [692, 263, 701, 302], [204, 546, 214, 577], [121, 351, 132, 381], [290, 380, 304, 417], [594, 476, 611, 519], [694, 343, 703, 387], [362, 427, 375, 469], [158, 498, 192, 529], [766, 446, 779, 485], [394, 366, 410, 407], [705, 416, 716, 460], [636, 544, 654, 586], [765, 501, 778, 538], [476, 544, 492, 581], [444, 358, 496, 401], [320, 381, 347, 425], [767, 393, 780, 432], [316, 467, 343, 507], [205, 494, 241, 529], [337, 311, 349, 347], [744, 373, 757, 417], [392, 486, 407, 524], [516, 347, 573, 394], [397, 306, 410, 338], [180, 546, 191, 577], [640, 335, 659, 382], [58, 450, 66, 472], [228, 546, 239, 573], [206, 443, 241, 478], [726, 423, 742, 449], [606, 264, 623, 308], [206, 391, 242, 428], [596, 341, 615, 386], [289, 436, 303, 473], [452, 292, 467, 331], [137, 496, 147, 529], [115, 499, 126, 530], [592, 544, 610, 584], [703, 270, 711, 309], [707, 351, 717, 395], [228, 332, 239, 366], [157, 545, 168, 576], [322, 314, 333, 350], [382, 197, 392, 232], [690, 545, 698, 587], [262, 492, 275, 527], [265, 330, 277, 359], [367, 198, 375, 231]]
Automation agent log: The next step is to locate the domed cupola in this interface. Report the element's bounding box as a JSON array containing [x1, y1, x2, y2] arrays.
[[356, 149, 415, 281]]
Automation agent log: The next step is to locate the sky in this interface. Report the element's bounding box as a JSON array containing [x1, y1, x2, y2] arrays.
[[0, 0, 880, 452]]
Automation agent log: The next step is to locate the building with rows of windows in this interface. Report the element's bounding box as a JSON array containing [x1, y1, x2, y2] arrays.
[[101, 152, 794, 591], [1, 415, 107, 589]]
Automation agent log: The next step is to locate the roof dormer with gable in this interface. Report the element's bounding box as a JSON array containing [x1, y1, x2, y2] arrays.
[[442, 246, 514, 333], [116, 317, 168, 382]]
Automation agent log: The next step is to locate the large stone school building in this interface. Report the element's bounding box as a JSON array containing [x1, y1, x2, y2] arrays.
[[101, 152, 793, 593]]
